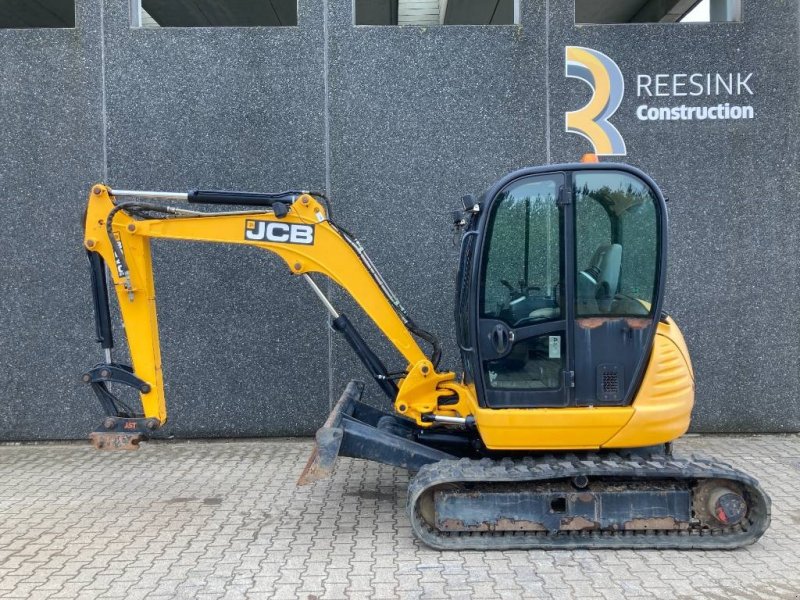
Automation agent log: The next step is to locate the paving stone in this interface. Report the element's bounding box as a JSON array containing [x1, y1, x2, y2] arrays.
[[0, 436, 797, 599]]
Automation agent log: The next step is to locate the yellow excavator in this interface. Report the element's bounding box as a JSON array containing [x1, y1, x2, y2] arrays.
[[81, 158, 770, 549]]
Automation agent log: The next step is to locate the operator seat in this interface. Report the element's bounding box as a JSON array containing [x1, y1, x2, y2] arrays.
[[577, 243, 622, 314]]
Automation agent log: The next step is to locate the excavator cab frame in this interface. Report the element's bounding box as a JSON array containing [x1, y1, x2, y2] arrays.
[[460, 163, 668, 411]]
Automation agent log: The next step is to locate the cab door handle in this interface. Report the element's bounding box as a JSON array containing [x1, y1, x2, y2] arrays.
[[490, 324, 514, 355]]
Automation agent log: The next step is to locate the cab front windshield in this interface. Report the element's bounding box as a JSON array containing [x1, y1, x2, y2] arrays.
[[481, 177, 561, 327]]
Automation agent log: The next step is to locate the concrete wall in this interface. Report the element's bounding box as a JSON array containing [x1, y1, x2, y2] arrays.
[[0, 0, 797, 440]]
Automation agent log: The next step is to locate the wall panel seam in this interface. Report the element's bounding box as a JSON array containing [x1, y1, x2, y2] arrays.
[[100, 0, 108, 181], [323, 0, 334, 410]]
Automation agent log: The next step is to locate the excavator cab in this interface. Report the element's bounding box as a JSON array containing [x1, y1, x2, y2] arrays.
[[458, 164, 664, 411]]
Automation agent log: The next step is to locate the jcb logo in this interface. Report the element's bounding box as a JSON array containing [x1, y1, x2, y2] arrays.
[[245, 220, 315, 245], [112, 232, 126, 277], [565, 46, 626, 156]]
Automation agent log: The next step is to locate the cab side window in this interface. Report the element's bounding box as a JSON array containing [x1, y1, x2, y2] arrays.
[[574, 172, 659, 317]]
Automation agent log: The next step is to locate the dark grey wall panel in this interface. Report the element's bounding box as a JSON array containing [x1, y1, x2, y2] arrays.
[[548, 0, 800, 431], [0, 0, 105, 440], [325, 0, 548, 410], [0, 0, 330, 441], [99, 0, 329, 437]]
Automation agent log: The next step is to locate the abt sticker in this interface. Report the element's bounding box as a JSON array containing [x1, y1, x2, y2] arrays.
[[245, 220, 315, 245]]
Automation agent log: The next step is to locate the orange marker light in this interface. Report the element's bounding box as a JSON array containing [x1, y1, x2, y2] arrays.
[[580, 153, 600, 163]]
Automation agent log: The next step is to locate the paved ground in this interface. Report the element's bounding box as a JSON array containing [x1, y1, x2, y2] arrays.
[[0, 434, 798, 600]]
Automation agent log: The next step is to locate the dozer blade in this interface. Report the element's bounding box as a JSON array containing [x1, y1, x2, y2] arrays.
[[297, 380, 454, 486], [297, 383, 357, 485]]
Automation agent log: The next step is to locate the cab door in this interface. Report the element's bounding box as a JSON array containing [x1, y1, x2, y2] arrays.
[[474, 172, 574, 408], [571, 169, 663, 407]]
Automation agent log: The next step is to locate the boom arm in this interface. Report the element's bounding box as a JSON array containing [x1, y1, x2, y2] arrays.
[[82, 185, 465, 445]]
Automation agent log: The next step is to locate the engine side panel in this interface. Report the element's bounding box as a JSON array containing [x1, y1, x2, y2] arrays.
[[469, 317, 694, 450], [602, 318, 694, 448]]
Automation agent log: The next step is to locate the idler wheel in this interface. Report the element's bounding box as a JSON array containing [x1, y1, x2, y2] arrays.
[[693, 479, 748, 528], [707, 488, 747, 526]]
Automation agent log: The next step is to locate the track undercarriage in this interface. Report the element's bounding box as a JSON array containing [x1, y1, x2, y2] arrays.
[[300, 381, 771, 550], [409, 454, 770, 550]]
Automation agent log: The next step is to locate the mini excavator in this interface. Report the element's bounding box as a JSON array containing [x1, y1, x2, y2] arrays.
[[81, 159, 770, 550]]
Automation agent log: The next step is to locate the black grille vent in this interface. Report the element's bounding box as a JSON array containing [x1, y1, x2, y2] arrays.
[[602, 371, 618, 394], [596, 364, 623, 403]]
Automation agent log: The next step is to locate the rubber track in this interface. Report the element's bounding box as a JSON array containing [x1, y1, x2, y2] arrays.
[[408, 453, 771, 550]]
